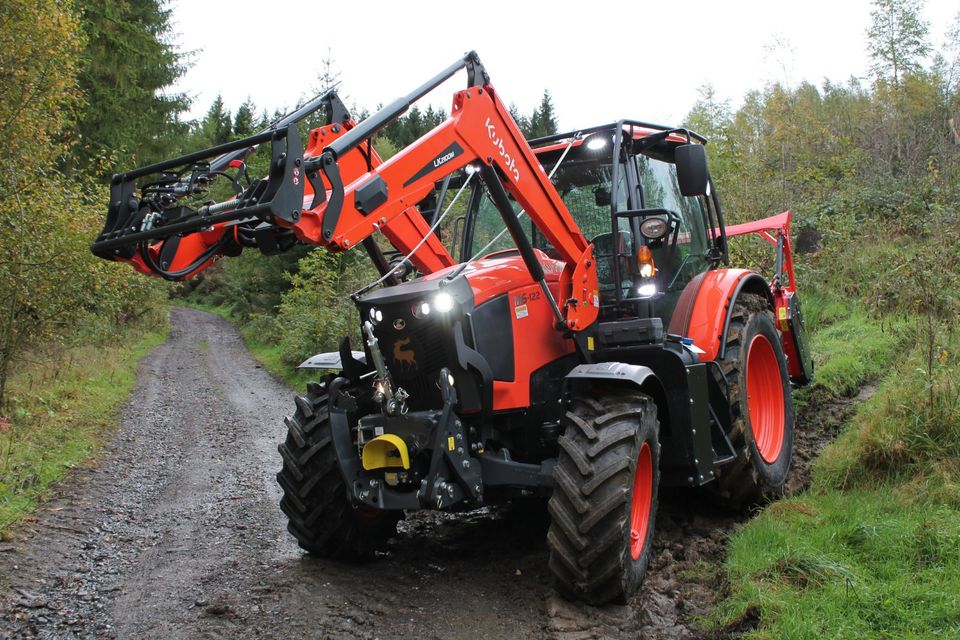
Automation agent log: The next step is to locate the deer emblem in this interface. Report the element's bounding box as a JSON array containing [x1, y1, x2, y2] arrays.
[[392, 337, 417, 370]]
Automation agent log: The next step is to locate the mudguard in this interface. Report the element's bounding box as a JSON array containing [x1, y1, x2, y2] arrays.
[[565, 361, 657, 388], [670, 268, 774, 363], [669, 268, 812, 385]]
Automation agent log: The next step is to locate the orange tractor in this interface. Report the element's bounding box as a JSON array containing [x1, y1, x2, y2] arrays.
[[93, 52, 812, 604]]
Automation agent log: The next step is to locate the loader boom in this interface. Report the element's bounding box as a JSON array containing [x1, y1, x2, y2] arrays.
[[92, 52, 599, 329]]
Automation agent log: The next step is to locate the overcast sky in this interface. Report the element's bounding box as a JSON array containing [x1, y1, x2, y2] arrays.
[[169, 0, 958, 131]]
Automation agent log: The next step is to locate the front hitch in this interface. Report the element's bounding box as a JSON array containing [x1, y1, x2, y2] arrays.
[[327, 368, 482, 511]]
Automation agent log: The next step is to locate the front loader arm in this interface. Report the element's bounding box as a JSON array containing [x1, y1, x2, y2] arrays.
[[294, 53, 599, 330], [91, 52, 599, 331]]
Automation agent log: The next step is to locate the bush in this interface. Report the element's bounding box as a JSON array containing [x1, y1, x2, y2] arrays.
[[275, 250, 376, 366]]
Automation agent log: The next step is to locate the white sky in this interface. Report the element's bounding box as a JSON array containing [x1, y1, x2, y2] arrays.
[[170, 0, 958, 131]]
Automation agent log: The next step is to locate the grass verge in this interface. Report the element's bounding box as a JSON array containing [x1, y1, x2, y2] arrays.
[[799, 293, 906, 400], [0, 311, 169, 535], [715, 324, 960, 638]]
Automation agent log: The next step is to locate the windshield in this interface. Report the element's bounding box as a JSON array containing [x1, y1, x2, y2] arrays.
[[464, 153, 628, 291], [461, 143, 710, 310]]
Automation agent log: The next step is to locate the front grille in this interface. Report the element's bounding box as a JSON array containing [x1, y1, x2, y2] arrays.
[[372, 304, 446, 409]]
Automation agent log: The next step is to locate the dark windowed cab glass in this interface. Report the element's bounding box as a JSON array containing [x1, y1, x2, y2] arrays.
[[632, 153, 710, 319], [462, 139, 710, 326]]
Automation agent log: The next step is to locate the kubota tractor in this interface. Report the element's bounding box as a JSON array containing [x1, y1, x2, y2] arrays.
[[92, 52, 813, 604]]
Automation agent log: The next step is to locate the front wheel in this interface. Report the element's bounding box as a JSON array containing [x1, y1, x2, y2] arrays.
[[276, 383, 400, 560], [547, 389, 661, 605]]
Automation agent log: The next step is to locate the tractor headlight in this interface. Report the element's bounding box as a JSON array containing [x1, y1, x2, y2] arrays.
[[412, 301, 431, 318], [369, 307, 383, 324], [434, 292, 455, 313], [640, 217, 669, 240], [637, 282, 657, 298]]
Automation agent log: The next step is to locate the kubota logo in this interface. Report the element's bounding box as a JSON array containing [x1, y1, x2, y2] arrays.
[[485, 117, 520, 182], [392, 337, 417, 370]]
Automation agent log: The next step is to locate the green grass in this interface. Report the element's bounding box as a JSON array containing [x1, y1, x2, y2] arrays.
[[179, 301, 313, 390], [715, 324, 960, 638], [718, 491, 960, 639], [804, 307, 905, 398], [0, 311, 169, 534]]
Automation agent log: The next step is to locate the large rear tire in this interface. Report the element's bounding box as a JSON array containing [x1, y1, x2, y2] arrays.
[[276, 383, 399, 559], [711, 294, 795, 508], [547, 389, 660, 605]]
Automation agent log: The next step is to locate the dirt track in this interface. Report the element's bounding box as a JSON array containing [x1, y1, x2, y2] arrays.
[[0, 307, 857, 639]]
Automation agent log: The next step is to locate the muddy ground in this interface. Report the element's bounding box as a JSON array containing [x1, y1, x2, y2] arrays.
[[0, 308, 866, 639]]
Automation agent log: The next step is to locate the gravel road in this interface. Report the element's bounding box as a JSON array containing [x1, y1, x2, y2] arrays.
[[0, 307, 852, 639]]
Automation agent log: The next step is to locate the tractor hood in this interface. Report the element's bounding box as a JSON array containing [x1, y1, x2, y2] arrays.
[[423, 249, 564, 307]]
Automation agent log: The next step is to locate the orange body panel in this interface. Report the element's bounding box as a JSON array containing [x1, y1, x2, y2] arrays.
[[684, 268, 755, 362], [493, 281, 575, 410], [423, 248, 564, 305], [422, 250, 573, 411]]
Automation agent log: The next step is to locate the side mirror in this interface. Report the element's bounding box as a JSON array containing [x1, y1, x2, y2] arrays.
[[675, 144, 709, 197]]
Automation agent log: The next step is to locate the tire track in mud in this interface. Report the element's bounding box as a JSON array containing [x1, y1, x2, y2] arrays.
[[0, 308, 869, 639]]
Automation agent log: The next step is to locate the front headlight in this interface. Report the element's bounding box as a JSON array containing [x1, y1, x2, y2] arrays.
[[434, 292, 455, 313], [412, 301, 431, 318]]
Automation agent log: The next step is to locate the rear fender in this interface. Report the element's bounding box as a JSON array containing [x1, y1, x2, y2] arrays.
[[674, 269, 774, 363]]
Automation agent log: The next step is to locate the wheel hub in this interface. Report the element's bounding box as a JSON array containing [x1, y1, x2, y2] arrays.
[[746, 334, 785, 464]]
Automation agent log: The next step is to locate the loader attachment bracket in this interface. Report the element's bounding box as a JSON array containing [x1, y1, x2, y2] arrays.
[[91, 125, 305, 259]]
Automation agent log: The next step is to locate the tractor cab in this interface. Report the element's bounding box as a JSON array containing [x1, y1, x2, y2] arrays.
[[459, 123, 725, 331]]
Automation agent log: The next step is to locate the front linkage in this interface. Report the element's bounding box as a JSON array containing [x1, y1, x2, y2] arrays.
[[327, 368, 483, 511]]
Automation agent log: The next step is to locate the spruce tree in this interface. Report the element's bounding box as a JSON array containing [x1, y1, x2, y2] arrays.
[[233, 98, 257, 138], [528, 90, 559, 138], [72, 0, 188, 171]]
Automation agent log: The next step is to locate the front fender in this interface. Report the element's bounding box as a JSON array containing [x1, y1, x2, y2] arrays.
[[564, 362, 657, 388]]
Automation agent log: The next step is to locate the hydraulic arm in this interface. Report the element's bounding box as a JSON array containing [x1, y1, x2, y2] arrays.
[[92, 52, 599, 330]]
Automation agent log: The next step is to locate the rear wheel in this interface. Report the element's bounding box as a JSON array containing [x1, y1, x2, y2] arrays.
[[547, 389, 660, 605], [276, 383, 399, 559], [712, 294, 794, 508]]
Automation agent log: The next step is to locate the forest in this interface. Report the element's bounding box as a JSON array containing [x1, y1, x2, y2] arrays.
[[1, 0, 958, 636]]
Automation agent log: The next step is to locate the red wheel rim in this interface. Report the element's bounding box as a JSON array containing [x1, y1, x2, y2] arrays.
[[746, 334, 786, 464], [630, 441, 653, 561]]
